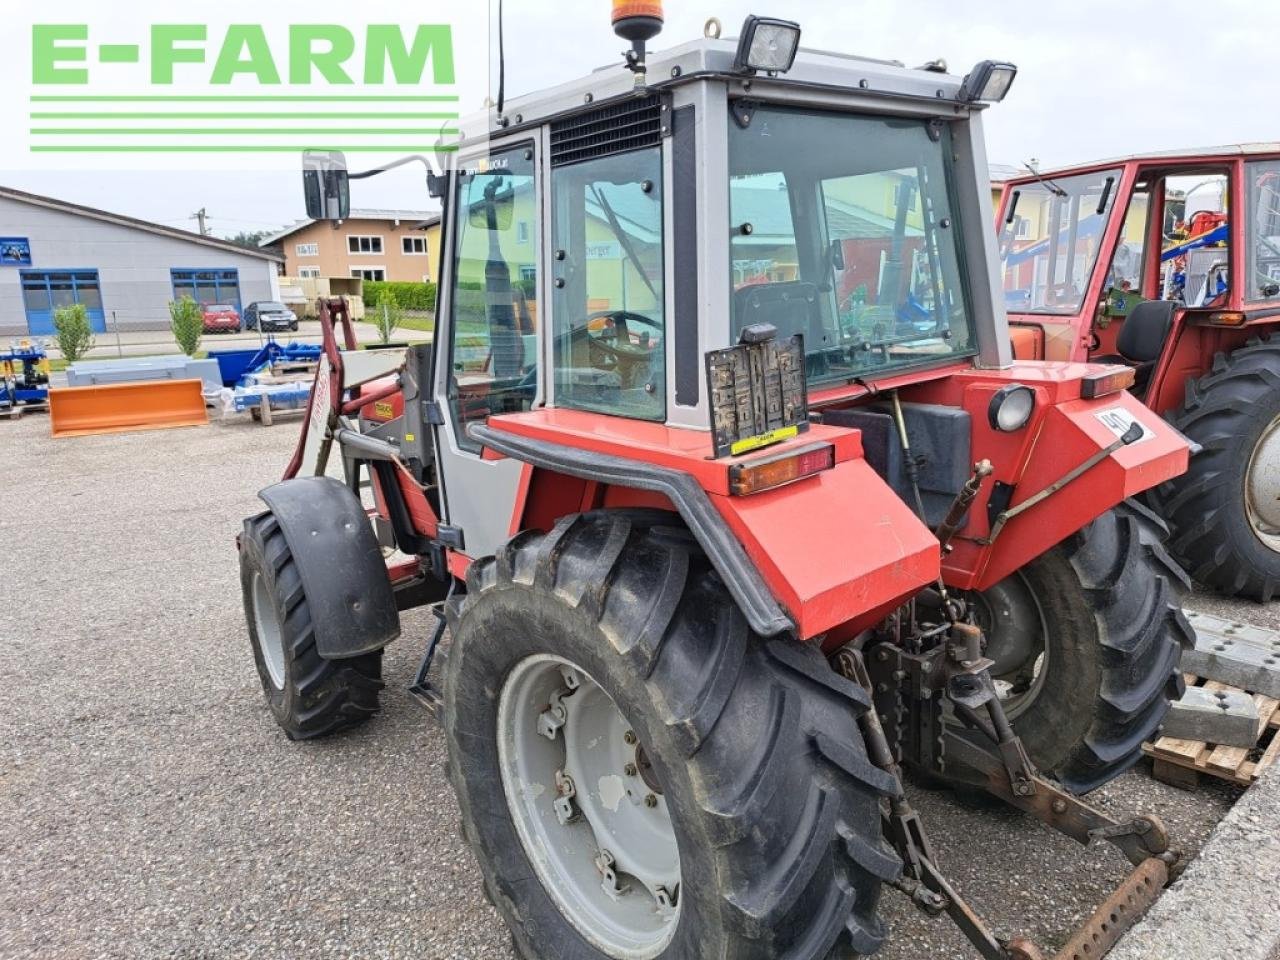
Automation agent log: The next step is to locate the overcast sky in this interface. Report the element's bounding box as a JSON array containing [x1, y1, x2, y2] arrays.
[[2, 0, 1274, 240]]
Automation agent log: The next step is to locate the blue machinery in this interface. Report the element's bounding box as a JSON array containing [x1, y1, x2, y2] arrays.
[[0, 340, 51, 413]]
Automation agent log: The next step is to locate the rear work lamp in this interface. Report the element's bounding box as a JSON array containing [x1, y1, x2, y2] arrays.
[[733, 16, 802, 75], [729, 442, 835, 496], [958, 61, 1018, 103], [988, 384, 1036, 432]]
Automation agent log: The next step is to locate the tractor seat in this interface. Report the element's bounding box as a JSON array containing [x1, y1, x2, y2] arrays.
[[733, 281, 823, 349], [1091, 300, 1176, 393]]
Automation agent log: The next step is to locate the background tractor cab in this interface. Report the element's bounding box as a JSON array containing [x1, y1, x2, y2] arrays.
[[997, 148, 1280, 600], [258, 12, 1198, 959]]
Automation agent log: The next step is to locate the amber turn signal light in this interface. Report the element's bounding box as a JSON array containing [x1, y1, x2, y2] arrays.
[[1080, 366, 1136, 399], [1207, 311, 1247, 326], [729, 442, 835, 496]]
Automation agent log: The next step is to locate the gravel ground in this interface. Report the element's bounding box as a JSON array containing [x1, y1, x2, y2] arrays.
[[0, 411, 1272, 960]]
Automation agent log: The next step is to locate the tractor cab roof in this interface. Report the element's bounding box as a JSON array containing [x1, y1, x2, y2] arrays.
[[462, 36, 987, 143], [1001, 143, 1280, 182]]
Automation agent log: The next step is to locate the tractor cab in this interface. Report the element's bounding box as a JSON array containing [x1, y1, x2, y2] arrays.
[[997, 147, 1280, 412]]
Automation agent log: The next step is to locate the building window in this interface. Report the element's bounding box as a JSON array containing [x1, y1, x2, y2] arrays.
[[298, 267, 321, 278], [402, 235, 428, 255], [171, 268, 241, 309], [517, 220, 531, 244], [295, 242, 319, 257], [348, 235, 384, 255], [351, 268, 387, 281]]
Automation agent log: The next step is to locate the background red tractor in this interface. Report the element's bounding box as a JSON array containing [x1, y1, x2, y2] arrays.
[[997, 149, 1280, 601], [239, 8, 1196, 958]]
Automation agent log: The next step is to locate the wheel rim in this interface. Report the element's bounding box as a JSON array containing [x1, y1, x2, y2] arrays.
[[1245, 414, 1280, 554], [497, 655, 681, 959], [969, 573, 1049, 721], [251, 572, 286, 691]]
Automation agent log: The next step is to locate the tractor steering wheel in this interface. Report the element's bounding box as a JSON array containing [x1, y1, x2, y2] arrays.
[[572, 310, 661, 386]]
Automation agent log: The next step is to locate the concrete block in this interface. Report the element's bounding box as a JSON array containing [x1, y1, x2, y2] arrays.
[[1187, 610, 1280, 655], [1184, 614, 1280, 698], [1161, 686, 1260, 747]]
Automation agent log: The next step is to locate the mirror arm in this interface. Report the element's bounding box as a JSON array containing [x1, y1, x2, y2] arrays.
[[350, 154, 439, 181]]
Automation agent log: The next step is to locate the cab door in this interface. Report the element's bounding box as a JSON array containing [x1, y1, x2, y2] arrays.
[[431, 136, 544, 559]]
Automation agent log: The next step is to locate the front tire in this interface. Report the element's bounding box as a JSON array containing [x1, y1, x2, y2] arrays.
[[239, 510, 383, 739], [973, 505, 1192, 794], [444, 511, 901, 960], [1159, 335, 1280, 601]]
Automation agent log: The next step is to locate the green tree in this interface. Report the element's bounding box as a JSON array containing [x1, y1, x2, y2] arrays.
[[169, 296, 204, 356], [373, 288, 402, 344], [53, 303, 95, 363]]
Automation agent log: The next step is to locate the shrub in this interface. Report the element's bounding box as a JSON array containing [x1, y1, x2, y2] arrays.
[[169, 296, 204, 356], [53, 303, 95, 363], [373, 288, 402, 344], [364, 280, 436, 312]]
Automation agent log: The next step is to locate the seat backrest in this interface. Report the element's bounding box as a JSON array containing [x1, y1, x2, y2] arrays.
[[1117, 300, 1176, 364], [732, 281, 822, 348]]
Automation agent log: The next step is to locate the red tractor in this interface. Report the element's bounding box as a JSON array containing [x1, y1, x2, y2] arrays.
[[239, 9, 1196, 959], [997, 149, 1280, 601]]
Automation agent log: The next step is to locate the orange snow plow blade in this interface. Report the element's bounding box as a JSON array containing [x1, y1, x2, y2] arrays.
[[49, 380, 208, 438]]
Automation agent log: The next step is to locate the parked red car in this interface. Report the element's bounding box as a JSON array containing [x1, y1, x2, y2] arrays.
[[201, 303, 241, 334]]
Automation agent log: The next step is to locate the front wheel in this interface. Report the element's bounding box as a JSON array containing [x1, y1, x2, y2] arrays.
[[444, 512, 901, 960], [971, 504, 1192, 794], [239, 510, 383, 739]]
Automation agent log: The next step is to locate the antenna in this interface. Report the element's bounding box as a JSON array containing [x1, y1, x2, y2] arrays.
[[496, 0, 506, 117]]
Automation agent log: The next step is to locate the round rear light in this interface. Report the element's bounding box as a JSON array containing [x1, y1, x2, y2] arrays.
[[989, 384, 1036, 432]]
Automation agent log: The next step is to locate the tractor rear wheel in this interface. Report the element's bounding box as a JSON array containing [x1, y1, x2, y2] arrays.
[[239, 510, 384, 739], [1159, 335, 1280, 601], [443, 511, 901, 960], [972, 504, 1192, 794]]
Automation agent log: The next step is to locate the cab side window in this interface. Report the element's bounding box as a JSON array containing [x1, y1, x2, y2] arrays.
[[1248, 160, 1280, 300], [551, 146, 666, 421], [446, 146, 539, 452]]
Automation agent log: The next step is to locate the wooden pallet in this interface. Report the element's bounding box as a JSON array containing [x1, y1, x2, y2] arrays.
[[0, 401, 48, 419], [1144, 675, 1280, 789]]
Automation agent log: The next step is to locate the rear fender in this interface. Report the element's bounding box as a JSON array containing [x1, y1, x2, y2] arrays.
[[258, 476, 400, 659], [473, 416, 940, 642]]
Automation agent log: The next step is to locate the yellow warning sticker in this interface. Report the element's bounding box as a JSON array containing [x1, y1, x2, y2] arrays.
[[729, 425, 799, 456], [374, 401, 395, 420]]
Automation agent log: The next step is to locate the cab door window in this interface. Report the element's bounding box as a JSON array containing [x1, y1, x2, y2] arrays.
[[551, 146, 666, 421], [1247, 160, 1280, 300], [446, 145, 538, 452]]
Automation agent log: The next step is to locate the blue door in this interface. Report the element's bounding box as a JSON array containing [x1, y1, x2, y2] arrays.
[[20, 270, 107, 335]]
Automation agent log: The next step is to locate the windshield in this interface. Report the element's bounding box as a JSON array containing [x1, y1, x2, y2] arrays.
[[728, 106, 976, 386], [259, 302, 288, 312], [999, 168, 1121, 314]]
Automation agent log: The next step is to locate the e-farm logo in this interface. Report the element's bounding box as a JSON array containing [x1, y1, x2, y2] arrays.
[[28, 23, 460, 155]]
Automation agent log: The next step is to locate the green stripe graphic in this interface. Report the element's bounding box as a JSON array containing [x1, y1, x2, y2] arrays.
[[30, 95, 460, 102], [32, 128, 458, 136], [30, 112, 460, 119], [31, 145, 460, 153]]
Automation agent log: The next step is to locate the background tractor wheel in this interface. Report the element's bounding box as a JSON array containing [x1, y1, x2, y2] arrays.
[[443, 511, 902, 960], [1159, 335, 1280, 601], [239, 510, 384, 740], [972, 504, 1192, 794]]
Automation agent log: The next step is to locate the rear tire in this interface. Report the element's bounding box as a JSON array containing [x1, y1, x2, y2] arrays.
[[973, 504, 1192, 794], [1159, 335, 1280, 601], [239, 510, 383, 739], [444, 511, 901, 960]]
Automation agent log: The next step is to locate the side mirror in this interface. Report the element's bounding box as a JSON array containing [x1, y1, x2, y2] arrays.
[[468, 177, 515, 231], [303, 150, 351, 220]]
